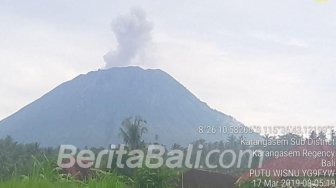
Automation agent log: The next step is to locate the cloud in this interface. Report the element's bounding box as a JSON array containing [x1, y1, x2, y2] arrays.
[[104, 8, 153, 69], [250, 32, 309, 48], [1, 0, 335, 125]]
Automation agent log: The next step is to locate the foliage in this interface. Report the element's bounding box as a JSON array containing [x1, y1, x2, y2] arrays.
[[0, 156, 126, 188], [119, 117, 148, 150], [2, 128, 332, 187], [0, 136, 56, 181], [134, 167, 178, 188]]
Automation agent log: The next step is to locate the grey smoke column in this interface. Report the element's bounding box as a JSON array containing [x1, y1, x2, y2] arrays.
[[104, 8, 153, 68]]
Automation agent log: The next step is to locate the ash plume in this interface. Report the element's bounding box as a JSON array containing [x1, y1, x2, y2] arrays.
[[104, 8, 153, 68]]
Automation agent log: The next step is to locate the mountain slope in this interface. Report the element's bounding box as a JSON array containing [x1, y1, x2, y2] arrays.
[[0, 66, 257, 147]]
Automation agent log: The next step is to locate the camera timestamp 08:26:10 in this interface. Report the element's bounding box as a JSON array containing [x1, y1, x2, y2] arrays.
[[197, 125, 254, 135]]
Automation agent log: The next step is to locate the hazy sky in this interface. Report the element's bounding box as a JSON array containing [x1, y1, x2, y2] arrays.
[[0, 0, 335, 126]]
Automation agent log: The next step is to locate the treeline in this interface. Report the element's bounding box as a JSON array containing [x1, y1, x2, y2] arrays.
[[1, 116, 333, 187], [0, 135, 178, 188], [0, 136, 57, 181]]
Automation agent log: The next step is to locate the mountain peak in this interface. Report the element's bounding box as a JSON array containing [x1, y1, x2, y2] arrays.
[[0, 67, 257, 147]]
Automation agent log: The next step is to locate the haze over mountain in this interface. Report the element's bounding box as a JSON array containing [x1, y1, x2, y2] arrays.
[[0, 66, 258, 147]]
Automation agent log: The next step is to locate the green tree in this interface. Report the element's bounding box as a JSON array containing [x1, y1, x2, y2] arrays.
[[134, 167, 177, 188], [310, 130, 317, 139], [331, 130, 336, 142], [318, 131, 327, 141], [227, 135, 237, 149], [119, 117, 148, 150]]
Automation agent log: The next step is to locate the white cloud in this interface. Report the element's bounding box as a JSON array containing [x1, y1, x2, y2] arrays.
[[153, 31, 336, 125], [0, 0, 335, 126]]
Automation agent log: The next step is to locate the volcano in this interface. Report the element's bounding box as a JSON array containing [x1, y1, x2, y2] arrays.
[[0, 66, 258, 147]]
